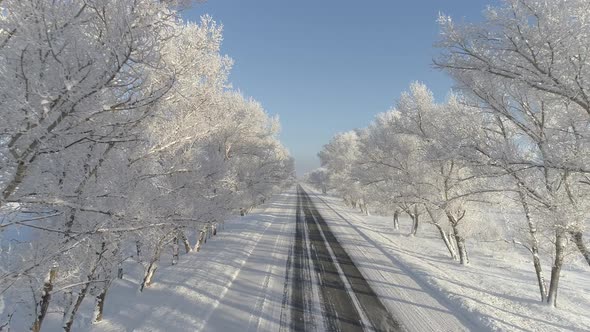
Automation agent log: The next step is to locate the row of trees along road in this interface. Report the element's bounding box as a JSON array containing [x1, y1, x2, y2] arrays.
[[311, 0, 590, 308], [0, 1, 294, 331]]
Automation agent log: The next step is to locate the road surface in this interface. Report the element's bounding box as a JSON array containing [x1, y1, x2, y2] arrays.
[[288, 185, 401, 331]]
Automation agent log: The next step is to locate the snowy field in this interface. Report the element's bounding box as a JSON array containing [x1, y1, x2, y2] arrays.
[[304, 187, 590, 332]]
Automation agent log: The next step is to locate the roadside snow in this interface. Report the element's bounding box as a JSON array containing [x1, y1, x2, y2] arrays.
[[41, 185, 589, 332], [85, 189, 297, 332], [304, 186, 590, 332]]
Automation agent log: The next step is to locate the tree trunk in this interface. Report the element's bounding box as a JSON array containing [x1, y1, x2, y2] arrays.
[[409, 214, 417, 236], [393, 210, 399, 230], [454, 233, 469, 265], [140, 235, 168, 292], [92, 281, 111, 323], [172, 237, 179, 265], [140, 260, 159, 292], [547, 231, 567, 307], [135, 240, 142, 262], [447, 232, 457, 253], [447, 229, 459, 260], [435, 223, 458, 261], [63, 281, 91, 332], [31, 265, 58, 332], [448, 220, 468, 265], [532, 248, 547, 302], [63, 242, 107, 332], [519, 190, 547, 301], [410, 206, 419, 236], [194, 229, 206, 252], [140, 249, 161, 292], [425, 207, 458, 261], [445, 212, 468, 265], [117, 263, 124, 279], [179, 231, 191, 253], [571, 231, 590, 266]]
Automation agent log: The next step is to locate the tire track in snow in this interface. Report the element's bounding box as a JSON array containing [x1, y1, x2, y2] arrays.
[[299, 186, 403, 332], [290, 187, 319, 331], [301, 187, 363, 331], [290, 185, 402, 332], [307, 188, 485, 332], [290, 189, 305, 330]]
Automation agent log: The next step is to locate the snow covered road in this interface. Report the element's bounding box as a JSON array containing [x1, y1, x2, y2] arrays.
[[91, 186, 476, 332], [301, 186, 480, 332], [290, 185, 400, 332]]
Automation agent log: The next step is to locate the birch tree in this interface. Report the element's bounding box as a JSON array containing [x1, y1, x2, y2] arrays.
[[318, 131, 370, 213], [436, 0, 590, 306], [0, 2, 293, 329]]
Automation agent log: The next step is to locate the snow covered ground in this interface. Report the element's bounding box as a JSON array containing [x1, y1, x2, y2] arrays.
[[47, 185, 590, 332], [303, 186, 590, 332], [74, 190, 297, 332]]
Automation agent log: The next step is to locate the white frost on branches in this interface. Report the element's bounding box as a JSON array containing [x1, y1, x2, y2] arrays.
[[0, 1, 293, 330]]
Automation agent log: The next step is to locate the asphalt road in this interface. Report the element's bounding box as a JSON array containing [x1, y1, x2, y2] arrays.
[[287, 185, 402, 332]]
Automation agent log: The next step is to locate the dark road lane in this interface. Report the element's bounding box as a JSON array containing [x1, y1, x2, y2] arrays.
[[288, 185, 402, 332]]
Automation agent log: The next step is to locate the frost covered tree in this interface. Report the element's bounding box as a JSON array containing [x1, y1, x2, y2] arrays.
[[318, 131, 371, 214], [0, 1, 180, 329], [305, 168, 330, 194], [354, 113, 424, 235], [319, 83, 493, 265], [0, 1, 293, 329], [436, 0, 590, 306], [356, 83, 495, 264]]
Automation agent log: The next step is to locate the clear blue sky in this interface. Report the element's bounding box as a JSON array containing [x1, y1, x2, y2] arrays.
[[185, 1, 497, 175]]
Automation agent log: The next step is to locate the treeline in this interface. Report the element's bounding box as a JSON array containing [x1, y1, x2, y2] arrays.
[[310, 0, 590, 308], [0, 1, 293, 330]]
